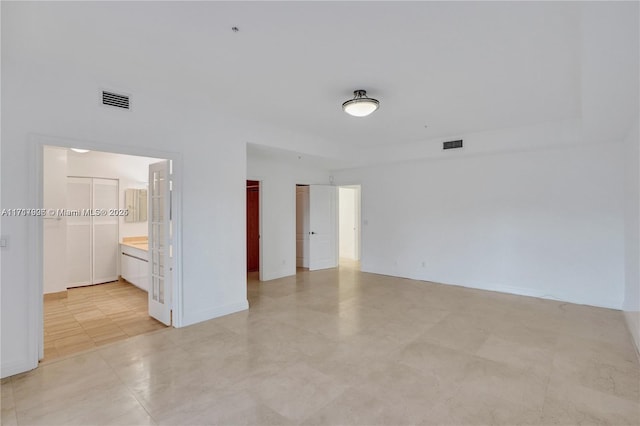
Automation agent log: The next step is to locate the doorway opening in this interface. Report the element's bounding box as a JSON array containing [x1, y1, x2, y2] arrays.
[[296, 184, 310, 270], [295, 184, 338, 271], [40, 144, 177, 362], [246, 180, 260, 280], [338, 185, 361, 269]]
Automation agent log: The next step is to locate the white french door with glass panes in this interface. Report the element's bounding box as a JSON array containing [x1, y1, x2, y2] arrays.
[[66, 177, 119, 287], [148, 160, 172, 325]]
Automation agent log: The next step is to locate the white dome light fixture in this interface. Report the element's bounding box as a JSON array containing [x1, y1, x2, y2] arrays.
[[342, 90, 379, 117], [70, 148, 90, 153]]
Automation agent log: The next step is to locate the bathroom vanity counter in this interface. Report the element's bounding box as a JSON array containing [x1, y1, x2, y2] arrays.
[[121, 236, 148, 291]]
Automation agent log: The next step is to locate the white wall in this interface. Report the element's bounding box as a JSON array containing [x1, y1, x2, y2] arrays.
[[43, 146, 68, 294], [2, 33, 253, 378], [247, 152, 330, 281], [334, 142, 625, 309], [339, 187, 357, 260], [66, 150, 163, 239], [624, 120, 640, 353]]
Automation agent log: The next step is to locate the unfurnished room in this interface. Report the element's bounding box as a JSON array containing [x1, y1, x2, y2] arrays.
[[1, 1, 639, 425]]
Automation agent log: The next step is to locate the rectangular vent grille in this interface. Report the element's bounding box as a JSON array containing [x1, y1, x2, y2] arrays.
[[443, 139, 463, 150], [102, 91, 130, 109]]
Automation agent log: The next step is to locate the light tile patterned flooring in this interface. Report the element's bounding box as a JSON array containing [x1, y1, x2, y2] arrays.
[[2, 263, 639, 425], [43, 280, 166, 361]]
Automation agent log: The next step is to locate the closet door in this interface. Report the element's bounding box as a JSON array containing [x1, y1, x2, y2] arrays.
[[92, 178, 119, 284], [67, 177, 92, 287]]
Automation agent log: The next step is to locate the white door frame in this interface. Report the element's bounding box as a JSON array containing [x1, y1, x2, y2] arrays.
[[29, 133, 183, 365], [338, 184, 362, 261]]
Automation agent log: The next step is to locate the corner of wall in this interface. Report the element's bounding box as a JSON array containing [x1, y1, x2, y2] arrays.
[[623, 119, 640, 355], [624, 311, 640, 359], [1, 359, 36, 379], [181, 300, 249, 328]]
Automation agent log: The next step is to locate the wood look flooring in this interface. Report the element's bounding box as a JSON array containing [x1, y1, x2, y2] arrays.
[[43, 280, 166, 361], [3, 263, 638, 425]]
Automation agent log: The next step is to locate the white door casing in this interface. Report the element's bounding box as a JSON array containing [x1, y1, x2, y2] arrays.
[[148, 160, 172, 325], [296, 186, 310, 268], [308, 185, 338, 271], [31, 137, 183, 374], [338, 187, 358, 260]]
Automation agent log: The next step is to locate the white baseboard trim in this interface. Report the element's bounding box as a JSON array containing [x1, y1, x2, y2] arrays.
[[261, 269, 296, 282], [181, 300, 249, 327], [624, 310, 640, 359], [470, 282, 621, 310], [1, 359, 37, 379], [362, 266, 622, 310]]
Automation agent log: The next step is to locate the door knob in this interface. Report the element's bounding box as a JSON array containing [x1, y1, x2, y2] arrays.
[[310, 231, 316, 235]]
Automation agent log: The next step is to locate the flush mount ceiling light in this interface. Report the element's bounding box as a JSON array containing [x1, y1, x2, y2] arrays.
[[70, 148, 90, 153], [342, 90, 379, 117]]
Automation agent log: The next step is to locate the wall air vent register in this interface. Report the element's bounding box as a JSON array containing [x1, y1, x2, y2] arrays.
[[102, 91, 130, 109]]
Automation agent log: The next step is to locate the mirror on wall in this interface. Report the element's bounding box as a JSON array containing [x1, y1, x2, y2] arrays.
[[124, 188, 148, 223]]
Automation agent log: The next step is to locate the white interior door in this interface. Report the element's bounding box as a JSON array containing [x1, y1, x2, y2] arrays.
[[67, 177, 92, 287], [148, 160, 172, 325], [309, 185, 338, 271], [296, 186, 310, 268], [92, 178, 119, 284]]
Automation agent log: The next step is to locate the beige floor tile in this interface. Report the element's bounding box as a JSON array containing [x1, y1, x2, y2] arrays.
[[458, 356, 549, 408], [1, 379, 18, 426], [302, 387, 419, 426], [552, 338, 640, 402], [103, 404, 157, 426], [419, 313, 492, 354], [251, 361, 348, 421], [17, 388, 141, 426], [354, 360, 455, 418], [476, 334, 555, 377], [106, 345, 196, 386], [159, 390, 293, 426], [394, 340, 475, 387], [543, 376, 640, 425], [423, 389, 544, 426], [6, 264, 638, 426]]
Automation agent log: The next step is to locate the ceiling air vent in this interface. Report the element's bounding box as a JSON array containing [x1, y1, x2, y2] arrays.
[[443, 139, 463, 150], [102, 91, 130, 109]]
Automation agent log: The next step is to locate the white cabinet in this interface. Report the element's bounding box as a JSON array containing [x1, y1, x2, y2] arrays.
[[120, 244, 148, 292]]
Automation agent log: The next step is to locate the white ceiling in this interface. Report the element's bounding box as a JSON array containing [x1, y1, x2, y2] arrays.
[[4, 1, 638, 164]]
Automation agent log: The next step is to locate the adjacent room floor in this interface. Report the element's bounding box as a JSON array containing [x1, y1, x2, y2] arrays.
[[3, 264, 638, 425], [43, 280, 166, 361]]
